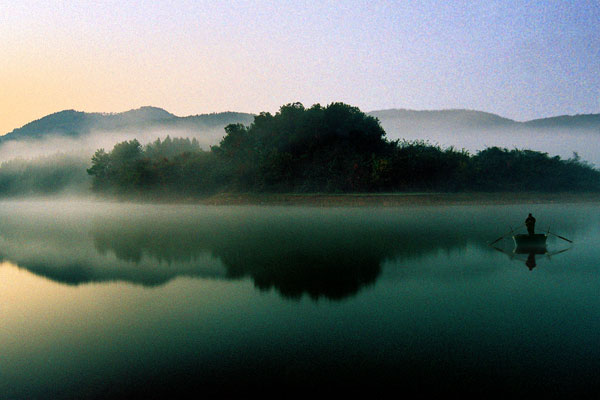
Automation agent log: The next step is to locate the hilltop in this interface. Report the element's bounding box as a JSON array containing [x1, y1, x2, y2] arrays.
[[1, 106, 254, 142], [4, 107, 599, 143], [370, 108, 600, 140], [3, 106, 599, 166]]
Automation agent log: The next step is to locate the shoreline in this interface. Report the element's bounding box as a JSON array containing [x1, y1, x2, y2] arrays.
[[193, 192, 600, 207], [7, 192, 600, 207]]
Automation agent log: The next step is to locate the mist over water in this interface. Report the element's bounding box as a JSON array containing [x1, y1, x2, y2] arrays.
[[1, 200, 599, 396]]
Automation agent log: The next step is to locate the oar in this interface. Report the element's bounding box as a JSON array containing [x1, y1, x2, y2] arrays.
[[489, 230, 512, 245], [489, 223, 524, 245], [489, 234, 508, 246], [548, 231, 573, 243], [490, 245, 507, 254], [490, 245, 518, 261], [547, 247, 571, 256]]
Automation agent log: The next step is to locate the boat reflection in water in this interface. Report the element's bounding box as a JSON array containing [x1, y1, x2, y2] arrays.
[[513, 234, 548, 270], [491, 233, 571, 271]]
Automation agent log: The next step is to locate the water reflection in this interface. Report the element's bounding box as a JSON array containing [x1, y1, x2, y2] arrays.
[[0, 201, 592, 300], [1, 201, 600, 398], [91, 212, 385, 299], [526, 252, 537, 270], [492, 241, 572, 271]]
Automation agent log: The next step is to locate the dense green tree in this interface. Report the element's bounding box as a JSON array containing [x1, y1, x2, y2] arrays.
[[211, 102, 391, 191], [145, 136, 201, 160]]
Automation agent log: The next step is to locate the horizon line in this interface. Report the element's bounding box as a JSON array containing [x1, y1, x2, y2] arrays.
[[4, 105, 599, 136]]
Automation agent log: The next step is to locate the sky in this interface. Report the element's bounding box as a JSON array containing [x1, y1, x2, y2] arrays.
[[1, 0, 599, 134]]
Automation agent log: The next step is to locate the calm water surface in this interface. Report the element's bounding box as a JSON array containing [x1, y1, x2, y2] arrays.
[[0, 200, 598, 397]]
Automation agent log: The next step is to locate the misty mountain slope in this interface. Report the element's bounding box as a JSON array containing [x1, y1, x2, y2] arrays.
[[369, 108, 600, 136], [2, 106, 599, 166], [6, 106, 599, 143], [370, 109, 600, 166], [1, 106, 254, 142], [0, 107, 255, 163], [369, 109, 518, 131], [523, 114, 600, 129]]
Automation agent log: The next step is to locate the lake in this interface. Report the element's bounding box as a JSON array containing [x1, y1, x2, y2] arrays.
[[0, 199, 598, 397]]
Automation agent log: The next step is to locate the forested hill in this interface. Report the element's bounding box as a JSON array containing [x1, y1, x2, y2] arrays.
[[0, 103, 598, 198], [86, 103, 600, 196], [5, 107, 599, 143], [1, 107, 255, 141]]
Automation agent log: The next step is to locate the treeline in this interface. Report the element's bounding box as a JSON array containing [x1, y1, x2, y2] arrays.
[[0, 154, 90, 196], [85, 102, 600, 195]]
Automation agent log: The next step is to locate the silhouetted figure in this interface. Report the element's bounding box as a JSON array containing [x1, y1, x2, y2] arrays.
[[525, 213, 536, 235], [526, 253, 537, 270]]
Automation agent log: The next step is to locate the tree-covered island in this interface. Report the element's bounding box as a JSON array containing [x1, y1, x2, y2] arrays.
[[86, 102, 600, 197]]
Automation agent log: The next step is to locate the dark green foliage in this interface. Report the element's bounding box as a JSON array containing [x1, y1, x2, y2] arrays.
[[145, 136, 201, 159], [375, 140, 470, 191], [87, 136, 228, 196], [210, 102, 391, 192], [470, 147, 600, 191], [87, 103, 600, 196]]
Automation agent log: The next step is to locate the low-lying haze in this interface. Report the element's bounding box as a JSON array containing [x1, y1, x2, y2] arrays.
[[2, 106, 599, 167]]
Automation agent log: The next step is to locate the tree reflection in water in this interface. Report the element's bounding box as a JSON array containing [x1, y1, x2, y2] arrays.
[[0, 202, 585, 299]]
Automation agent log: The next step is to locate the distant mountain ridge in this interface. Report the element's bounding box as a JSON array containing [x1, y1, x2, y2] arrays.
[[524, 113, 600, 129], [1, 105, 599, 170], [369, 108, 600, 133], [1, 106, 255, 141], [2, 106, 599, 148], [370, 108, 517, 126], [368, 108, 600, 167]]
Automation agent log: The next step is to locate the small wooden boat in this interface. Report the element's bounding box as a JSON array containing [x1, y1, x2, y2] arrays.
[[513, 233, 547, 251]]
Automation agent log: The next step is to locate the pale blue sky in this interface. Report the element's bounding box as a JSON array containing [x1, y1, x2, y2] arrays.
[[1, 0, 599, 132]]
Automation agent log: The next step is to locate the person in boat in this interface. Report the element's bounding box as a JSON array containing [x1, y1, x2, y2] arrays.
[[525, 213, 536, 235]]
